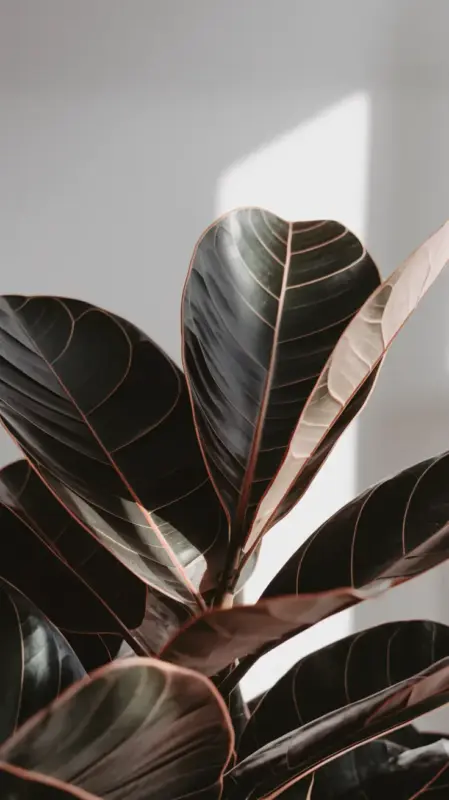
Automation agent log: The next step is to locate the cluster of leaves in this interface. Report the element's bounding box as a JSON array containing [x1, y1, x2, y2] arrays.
[[1, 209, 449, 798]]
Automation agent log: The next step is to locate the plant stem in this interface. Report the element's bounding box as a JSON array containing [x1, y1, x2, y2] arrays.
[[220, 592, 235, 609], [216, 545, 242, 608]]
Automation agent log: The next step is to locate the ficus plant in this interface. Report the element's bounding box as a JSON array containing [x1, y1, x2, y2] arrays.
[[2, 209, 449, 798]]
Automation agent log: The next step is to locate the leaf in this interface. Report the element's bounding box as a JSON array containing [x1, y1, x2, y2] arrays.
[[318, 740, 449, 799], [263, 447, 449, 597], [0, 582, 85, 746], [220, 680, 249, 744], [368, 739, 449, 800], [160, 589, 358, 677], [161, 448, 449, 681], [277, 739, 449, 799], [182, 210, 381, 558], [0, 762, 101, 799], [248, 218, 449, 556], [227, 621, 449, 798], [0, 296, 229, 609], [308, 741, 404, 800], [274, 740, 403, 799], [0, 461, 143, 627], [387, 723, 447, 750], [0, 657, 234, 800], [62, 633, 125, 672], [0, 459, 192, 663]]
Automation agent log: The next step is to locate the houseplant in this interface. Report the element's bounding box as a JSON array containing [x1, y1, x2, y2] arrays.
[[0, 208, 449, 797]]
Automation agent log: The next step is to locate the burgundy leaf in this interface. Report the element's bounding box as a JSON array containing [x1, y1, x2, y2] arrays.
[[0, 657, 234, 800], [160, 589, 358, 677]]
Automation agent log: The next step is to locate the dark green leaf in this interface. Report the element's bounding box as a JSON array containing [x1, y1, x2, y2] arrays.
[[219, 680, 249, 744], [387, 723, 446, 750], [264, 450, 449, 599], [182, 210, 380, 563], [0, 459, 192, 664], [274, 741, 403, 799], [276, 738, 449, 799], [0, 763, 100, 799], [0, 582, 85, 745], [0, 460, 144, 635], [321, 740, 449, 799], [309, 741, 404, 800], [0, 296, 229, 610], [228, 621, 449, 798], [62, 633, 123, 672], [0, 657, 234, 800]]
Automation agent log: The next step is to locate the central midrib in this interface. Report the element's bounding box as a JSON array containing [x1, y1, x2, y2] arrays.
[[234, 221, 293, 539]]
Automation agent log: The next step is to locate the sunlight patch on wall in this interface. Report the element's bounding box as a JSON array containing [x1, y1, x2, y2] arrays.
[[216, 92, 371, 237], [215, 93, 372, 700]]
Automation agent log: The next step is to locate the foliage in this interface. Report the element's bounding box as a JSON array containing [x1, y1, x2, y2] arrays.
[[1, 209, 449, 798]]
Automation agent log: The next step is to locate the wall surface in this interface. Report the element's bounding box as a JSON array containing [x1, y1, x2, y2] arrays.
[[2, 0, 449, 718]]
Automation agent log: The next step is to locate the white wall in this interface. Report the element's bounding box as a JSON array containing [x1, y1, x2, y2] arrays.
[[2, 0, 449, 719]]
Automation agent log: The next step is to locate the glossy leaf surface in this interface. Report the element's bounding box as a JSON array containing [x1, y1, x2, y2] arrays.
[[278, 738, 449, 799], [387, 724, 447, 750], [162, 448, 449, 679], [0, 583, 85, 746], [183, 210, 380, 553], [62, 633, 123, 672], [0, 296, 229, 609], [0, 461, 145, 630], [228, 621, 449, 798], [264, 449, 449, 596], [0, 763, 100, 799], [0, 657, 234, 800], [160, 590, 358, 677], [0, 459, 192, 664], [249, 218, 449, 554], [330, 739, 449, 799]]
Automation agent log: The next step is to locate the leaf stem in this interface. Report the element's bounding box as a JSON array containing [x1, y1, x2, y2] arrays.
[[216, 545, 242, 607], [220, 592, 235, 609]]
